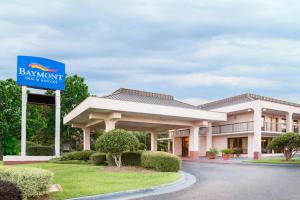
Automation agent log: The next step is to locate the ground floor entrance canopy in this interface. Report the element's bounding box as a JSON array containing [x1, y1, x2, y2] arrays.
[[63, 88, 227, 154]]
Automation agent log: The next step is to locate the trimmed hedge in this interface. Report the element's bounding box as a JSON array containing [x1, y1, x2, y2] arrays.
[[106, 153, 115, 166], [60, 150, 95, 161], [141, 151, 181, 172], [106, 151, 142, 166], [26, 141, 39, 148], [122, 151, 142, 166], [27, 146, 54, 156], [0, 167, 53, 199], [90, 152, 106, 165], [48, 158, 89, 165], [0, 180, 22, 200]]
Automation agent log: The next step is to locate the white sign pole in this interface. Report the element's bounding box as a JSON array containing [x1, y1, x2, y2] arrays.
[[21, 86, 27, 156], [55, 90, 61, 157]]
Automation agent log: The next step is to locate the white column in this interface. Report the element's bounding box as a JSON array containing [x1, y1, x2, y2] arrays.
[[286, 112, 293, 132], [253, 106, 262, 159], [83, 128, 91, 150], [189, 126, 199, 159], [247, 134, 253, 158], [150, 131, 158, 151], [55, 90, 61, 157], [21, 86, 27, 156], [105, 119, 116, 132], [172, 135, 175, 155], [206, 123, 212, 151]]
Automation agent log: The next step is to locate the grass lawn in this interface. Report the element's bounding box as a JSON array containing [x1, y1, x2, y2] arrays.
[[243, 158, 300, 165], [8, 163, 180, 200]]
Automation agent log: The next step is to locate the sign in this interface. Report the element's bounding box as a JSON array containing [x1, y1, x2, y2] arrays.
[[28, 93, 55, 105], [17, 56, 65, 90]]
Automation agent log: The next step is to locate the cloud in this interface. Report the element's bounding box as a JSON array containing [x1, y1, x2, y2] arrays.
[[1, 0, 300, 102], [139, 72, 277, 88]]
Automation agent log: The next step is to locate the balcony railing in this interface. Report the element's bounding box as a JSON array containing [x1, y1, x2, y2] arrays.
[[205, 121, 300, 135], [212, 121, 254, 134], [261, 122, 286, 133]]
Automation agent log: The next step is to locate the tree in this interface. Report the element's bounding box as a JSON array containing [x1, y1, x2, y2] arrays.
[[95, 129, 140, 167], [131, 131, 151, 150], [268, 132, 300, 161], [27, 104, 47, 142], [0, 79, 21, 156], [46, 75, 89, 147]]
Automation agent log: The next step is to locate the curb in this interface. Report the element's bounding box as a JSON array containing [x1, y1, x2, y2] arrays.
[[239, 161, 300, 168], [68, 171, 196, 200], [184, 159, 300, 168]]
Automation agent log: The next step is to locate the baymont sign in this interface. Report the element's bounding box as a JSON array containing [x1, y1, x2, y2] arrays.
[[17, 56, 65, 90]]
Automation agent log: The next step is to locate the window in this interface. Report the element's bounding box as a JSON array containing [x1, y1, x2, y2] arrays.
[[294, 120, 299, 133], [262, 137, 281, 154], [281, 118, 287, 132], [261, 116, 266, 131], [227, 137, 248, 154], [261, 137, 272, 154]]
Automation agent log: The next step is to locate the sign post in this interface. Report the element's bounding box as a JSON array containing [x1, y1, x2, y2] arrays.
[[55, 90, 61, 156], [21, 86, 27, 156], [16, 56, 65, 158]]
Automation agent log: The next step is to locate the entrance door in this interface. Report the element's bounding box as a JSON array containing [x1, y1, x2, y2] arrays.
[[182, 137, 189, 157], [261, 137, 272, 153]]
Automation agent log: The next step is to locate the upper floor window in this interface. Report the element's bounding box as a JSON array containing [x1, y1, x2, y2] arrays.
[[293, 120, 299, 133], [261, 116, 266, 131], [282, 118, 287, 132]]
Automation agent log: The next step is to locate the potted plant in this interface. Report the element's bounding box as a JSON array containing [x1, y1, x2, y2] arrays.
[[206, 148, 219, 159], [233, 148, 242, 158], [221, 148, 234, 160]]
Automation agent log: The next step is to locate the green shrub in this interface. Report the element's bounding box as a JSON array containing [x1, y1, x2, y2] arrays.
[[233, 148, 242, 156], [207, 148, 219, 155], [26, 141, 39, 148], [106, 153, 115, 166], [95, 129, 140, 167], [27, 146, 54, 156], [60, 150, 95, 161], [90, 152, 107, 165], [122, 151, 142, 166], [141, 151, 181, 172], [0, 180, 22, 200], [268, 132, 300, 161], [48, 158, 89, 165], [138, 143, 147, 150], [0, 167, 53, 199], [106, 151, 142, 166], [221, 148, 234, 155]]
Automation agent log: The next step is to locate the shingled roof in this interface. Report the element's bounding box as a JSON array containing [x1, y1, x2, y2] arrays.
[[198, 93, 300, 110], [102, 88, 198, 109]]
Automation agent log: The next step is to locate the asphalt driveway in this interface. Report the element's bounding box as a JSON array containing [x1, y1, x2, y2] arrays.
[[136, 161, 300, 200]]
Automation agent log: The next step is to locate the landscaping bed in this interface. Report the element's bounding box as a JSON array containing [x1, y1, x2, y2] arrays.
[[243, 158, 300, 165]]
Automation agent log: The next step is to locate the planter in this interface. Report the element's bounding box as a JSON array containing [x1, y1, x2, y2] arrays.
[[222, 154, 231, 160], [207, 154, 216, 159]]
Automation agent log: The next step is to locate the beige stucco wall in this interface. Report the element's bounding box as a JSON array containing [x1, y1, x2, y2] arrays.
[[212, 136, 227, 152], [213, 112, 254, 126], [199, 136, 206, 156], [173, 137, 182, 156], [199, 136, 207, 156]]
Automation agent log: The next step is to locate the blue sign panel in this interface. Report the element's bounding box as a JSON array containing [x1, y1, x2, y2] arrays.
[[17, 56, 65, 91]]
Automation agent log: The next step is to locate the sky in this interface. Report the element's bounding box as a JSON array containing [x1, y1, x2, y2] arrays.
[[1, 0, 300, 105]]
